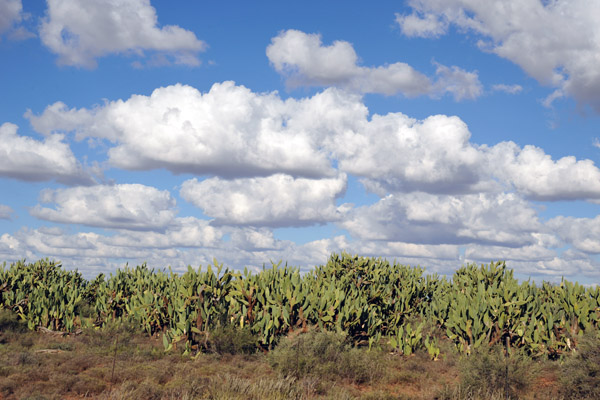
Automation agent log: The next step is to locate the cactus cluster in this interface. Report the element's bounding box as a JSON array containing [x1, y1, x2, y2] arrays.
[[1, 255, 599, 358]]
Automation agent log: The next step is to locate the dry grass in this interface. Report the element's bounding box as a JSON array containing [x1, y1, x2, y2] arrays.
[[0, 309, 577, 400]]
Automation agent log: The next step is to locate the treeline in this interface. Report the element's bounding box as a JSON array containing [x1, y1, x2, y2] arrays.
[[1, 254, 599, 358]]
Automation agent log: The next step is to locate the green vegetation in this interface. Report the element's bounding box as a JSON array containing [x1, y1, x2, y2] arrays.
[[2, 254, 599, 358], [1, 254, 600, 398]]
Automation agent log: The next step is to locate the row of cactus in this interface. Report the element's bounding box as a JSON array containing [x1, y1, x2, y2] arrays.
[[1, 255, 599, 358], [424, 262, 600, 357], [0, 259, 86, 331]]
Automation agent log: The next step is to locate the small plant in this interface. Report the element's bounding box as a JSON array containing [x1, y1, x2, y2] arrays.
[[388, 322, 423, 355], [424, 335, 441, 361]]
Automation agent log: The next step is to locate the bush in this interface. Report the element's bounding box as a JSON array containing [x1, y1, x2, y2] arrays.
[[207, 325, 259, 355], [81, 320, 141, 354], [458, 345, 537, 399], [0, 309, 27, 334], [559, 333, 600, 400], [268, 329, 386, 384]]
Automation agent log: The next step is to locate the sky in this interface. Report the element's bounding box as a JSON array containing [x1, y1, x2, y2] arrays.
[[1, 0, 600, 284]]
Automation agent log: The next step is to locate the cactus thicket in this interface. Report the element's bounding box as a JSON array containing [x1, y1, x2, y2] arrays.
[[1, 255, 598, 357]]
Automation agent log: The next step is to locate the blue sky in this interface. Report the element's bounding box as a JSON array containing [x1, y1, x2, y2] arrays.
[[1, 0, 600, 284]]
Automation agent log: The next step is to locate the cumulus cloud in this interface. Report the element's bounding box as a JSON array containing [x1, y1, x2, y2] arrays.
[[331, 113, 485, 194], [39, 0, 206, 68], [180, 174, 349, 227], [0, 122, 93, 185], [27, 82, 364, 178], [340, 192, 543, 247], [27, 83, 600, 202], [0, 205, 14, 220], [266, 29, 482, 100], [547, 215, 600, 255], [396, 0, 600, 110], [30, 184, 177, 231], [328, 111, 600, 201], [486, 142, 600, 201]]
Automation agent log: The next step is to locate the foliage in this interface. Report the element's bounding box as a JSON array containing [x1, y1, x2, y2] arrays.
[[1, 254, 599, 360]]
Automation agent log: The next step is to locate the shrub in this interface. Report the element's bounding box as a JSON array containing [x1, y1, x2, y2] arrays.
[[458, 344, 537, 399], [559, 333, 600, 400], [81, 319, 141, 355], [0, 309, 27, 333], [207, 324, 259, 355], [268, 329, 386, 384]]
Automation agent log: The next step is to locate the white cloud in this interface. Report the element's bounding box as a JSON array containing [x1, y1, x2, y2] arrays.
[[27, 82, 363, 178], [266, 29, 482, 100], [465, 244, 557, 263], [0, 122, 93, 185], [181, 174, 346, 226], [1, 215, 220, 274], [0, 0, 21, 36], [328, 110, 600, 201], [340, 192, 542, 247], [39, 0, 206, 68], [397, 0, 600, 111], [395, 11, 448, 38], [27, 83, 600, 202], [349, 240, 459, 262], [0, 224, 344, 276], [1, 216, 596, 281], [227, 227, 283, 251], [331, 113, 485, 195], [30, 184, 177, 231], [465, 248, 600, 280], [491, 84, 523, 95], [0, 205, 13, 220], [547, 215, 600, 254], [106, 217, 221, 248], [180, 174, 348, 227], [486, 142, 600, 201], [433, 63, 483, 100]]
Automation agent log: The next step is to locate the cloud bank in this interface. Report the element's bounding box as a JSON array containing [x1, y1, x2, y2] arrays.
[[15, 83, 600, 281]]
